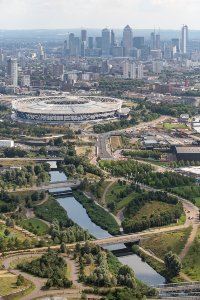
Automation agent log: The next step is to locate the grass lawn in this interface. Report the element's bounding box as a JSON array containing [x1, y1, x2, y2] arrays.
[[0, 224, 32, 241], [163, 123, 187, 130], [131, 201, 174, 219], [105, 183, 127, 205], [89, 180, 112, 202], [0, 273, 28, 296], [65, 261, 71, 279], [140, 227, 192, 260], [84, 264, 96, 276], [105, 182, 141, 214], [176, 214, 186, 226], [19, 218, 49, 236], [75, 146, 95, 157], [115, 192, 136, 213], [195, 197, 200, 208], [98, 181, 113, 198], [10, 257, 38, 269], [182, 227, 200, 280], [0, 160, 35, 167], [110, 136, 122, 150]]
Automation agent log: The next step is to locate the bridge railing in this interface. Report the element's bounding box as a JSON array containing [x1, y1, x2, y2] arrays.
[[155, 281, 200, 289]]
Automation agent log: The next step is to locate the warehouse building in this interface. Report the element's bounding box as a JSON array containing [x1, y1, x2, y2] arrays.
[[172, 146, 200, 161]]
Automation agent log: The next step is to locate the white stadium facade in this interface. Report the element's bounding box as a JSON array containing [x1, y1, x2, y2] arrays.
[[12, 95, 123, 123]]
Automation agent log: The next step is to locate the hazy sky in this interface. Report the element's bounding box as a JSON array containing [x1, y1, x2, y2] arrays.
[[0, 0, 199, 30]]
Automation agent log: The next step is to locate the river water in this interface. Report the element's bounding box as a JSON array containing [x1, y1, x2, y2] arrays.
[[48, 164, 165, 286]]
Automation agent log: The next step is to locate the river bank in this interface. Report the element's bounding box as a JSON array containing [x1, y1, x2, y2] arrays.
[[48, 164, 165, 286]]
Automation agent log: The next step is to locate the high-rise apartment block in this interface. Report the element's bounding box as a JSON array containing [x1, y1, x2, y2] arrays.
[[7, 58, 18, 87], [21, 75, 31, 87], [152, 60, 163, 74], [123, 61, 136, 79], [137, 64, 144, 79]]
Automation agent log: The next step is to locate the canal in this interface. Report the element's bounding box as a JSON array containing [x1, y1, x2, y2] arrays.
[[49, 164, 165, 286]]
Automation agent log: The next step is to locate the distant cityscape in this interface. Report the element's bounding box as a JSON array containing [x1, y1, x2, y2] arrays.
[[1, 24, 200, 95]]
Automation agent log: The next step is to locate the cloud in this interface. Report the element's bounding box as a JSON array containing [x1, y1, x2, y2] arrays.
[[0, 0, 199, 29]]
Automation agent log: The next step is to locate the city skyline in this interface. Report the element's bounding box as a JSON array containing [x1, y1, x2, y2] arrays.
[[0, 0, 199, 30]]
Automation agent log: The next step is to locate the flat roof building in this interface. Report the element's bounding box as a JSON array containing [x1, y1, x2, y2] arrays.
[[172, 146, 200, 161]]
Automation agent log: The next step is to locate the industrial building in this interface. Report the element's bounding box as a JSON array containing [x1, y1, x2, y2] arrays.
[[172, 146, 200, 161]]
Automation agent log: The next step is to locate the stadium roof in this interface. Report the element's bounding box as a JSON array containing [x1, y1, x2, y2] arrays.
[[12, 96, 122, 115]]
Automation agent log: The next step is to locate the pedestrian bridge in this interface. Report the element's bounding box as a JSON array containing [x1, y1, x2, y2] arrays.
[[93, 233, 145, 246], [41, 180, 81, 190]]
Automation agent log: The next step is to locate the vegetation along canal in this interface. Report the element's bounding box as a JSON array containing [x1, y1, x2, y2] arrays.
[[49, 162, 165, 286]]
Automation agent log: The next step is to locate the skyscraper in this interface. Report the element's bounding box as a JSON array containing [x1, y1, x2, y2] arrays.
[[38, 43, 45, 60], [111, 30, 115, 47], [81, 41, 87, 57], [88, 37, 94, 49], [81, 30, 87, 43], [7, 58, 18, 87], [150, 31, 156, 50], [102, 28, 111, 56], [133, 37, 145, 49], [181, 25, 188, 54], [171, 38, 180, 53], [155, 33, 160, 49], [69, 33, 75, 56], [95, 37, 102, 49], [123, 25, 133, 57], [63, 40, 68, 57]]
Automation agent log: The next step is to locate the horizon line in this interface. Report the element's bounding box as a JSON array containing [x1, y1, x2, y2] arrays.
[[0, 27, 199, 31]]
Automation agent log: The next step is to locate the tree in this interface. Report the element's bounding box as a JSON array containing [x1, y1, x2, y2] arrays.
[[77, 165, 84, 175], [54, 137, 63, 146], [16, 274, 25, 286], [4, 228, 10, 236], [164, 251, 182, 276], [60, 242, 67, 253], [31, 192, 39, 202], [6, 218, 15, 228], [39, 147, 47, 156]]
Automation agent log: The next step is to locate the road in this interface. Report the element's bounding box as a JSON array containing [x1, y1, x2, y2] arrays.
[[96, 135, 113, 159], [95, 115, 170, 160]]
